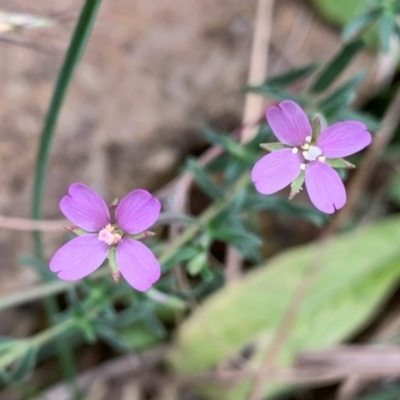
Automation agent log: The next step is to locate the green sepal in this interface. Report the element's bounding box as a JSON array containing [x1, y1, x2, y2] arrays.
[[311, 116, 321, 142], [126, 231, 155, 240], [66, 227, 87, 236], [260, 143, 287, 152], [326, 158, 355, 169], [289, 170, 305, 200], [108, 246, 119, 277]]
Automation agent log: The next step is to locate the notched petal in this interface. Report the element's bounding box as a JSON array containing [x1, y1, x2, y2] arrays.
[[116, 238, 161, 291], [317, 121, 372, 158], [60, 183, 111, 232], [305, 162, 346, 214], [266, 100, 312, 146], [49, 235, 109, 281], [115, 189, 161, 234]]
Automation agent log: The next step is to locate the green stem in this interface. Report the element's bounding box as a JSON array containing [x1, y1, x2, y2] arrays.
[[32, 0, 103, 249], [30, 0, 103, 387], [158, 174, 250, 266], [0, 320, 75, 371]]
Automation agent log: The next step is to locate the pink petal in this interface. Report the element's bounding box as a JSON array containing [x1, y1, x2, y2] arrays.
[[317, 121, 372, 158], [49, 234, 109, 281], [115, 189, 161, 234], [60, 183, 111, 232], [251, 148, 303, 194], [267, 100, 312, 146], [116, 238, 161, 291], [305, 162, 346, 214]]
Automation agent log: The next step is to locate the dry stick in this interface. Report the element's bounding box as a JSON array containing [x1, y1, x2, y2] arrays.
[[0, 215, 66, 231], [241, 0, 274, 145], [247, 88, 400, 400], [0, 143, 230, 233], [225, 0, 274, 282]]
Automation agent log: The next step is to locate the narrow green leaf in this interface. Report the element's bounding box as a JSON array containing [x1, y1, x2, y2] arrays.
[[261, 63, 318, 87], [0, 338, 18, 354], [162, 245, 203, 271], [319, 72, 366, 114], [146, 288, 187, 310], [342, 8, 380, 40], [96, 325, 132, 351], [311, 39, 364, 93], [210, 225, 262, 249], [245, 85, 305, 104], [170, 216, 400, 399], [379, 13, 395, 52], [119, 323, 160, 350], [244, 193, 329, 227], [186, 158, 223, 200], [32, 0, 103, 254], [2, 344, 39, 383], [203, 129, 256, 162], [224, 161, 246, 188]]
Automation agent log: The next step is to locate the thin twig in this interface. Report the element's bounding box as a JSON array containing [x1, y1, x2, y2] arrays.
[[226, 0, 274, 282], [0, 215, 66, 231], [240, 0, 274, 144]]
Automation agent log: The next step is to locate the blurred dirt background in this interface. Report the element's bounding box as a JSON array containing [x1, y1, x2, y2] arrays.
[[0, 0, 376, 333]]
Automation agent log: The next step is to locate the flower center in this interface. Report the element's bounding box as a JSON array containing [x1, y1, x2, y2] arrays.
[[98, 224, 122, 245], [303, 145, 322, 161]]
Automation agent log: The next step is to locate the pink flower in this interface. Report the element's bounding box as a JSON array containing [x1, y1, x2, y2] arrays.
[[251, 100, 372, 214], [50, 183, 161, 291]]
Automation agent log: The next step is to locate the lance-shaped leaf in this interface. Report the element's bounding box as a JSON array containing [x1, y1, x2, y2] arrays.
[[186, 158, 223, 200], [311, 39, 364, 93], [379, 13, 395, 52], [319, 72, 366, 114], [0, 343, 38, 384], [342, 7, 380, 40], [254, 63, 318, 88]]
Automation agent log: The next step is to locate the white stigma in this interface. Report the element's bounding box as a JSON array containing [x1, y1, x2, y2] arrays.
[[300, 163, 306, 170], [292, 148, 299, 154], [99, 229, 114, 245], [98, 224, 122, 245], [303, 145, 322, 161], [305, 136, 312, 143]]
